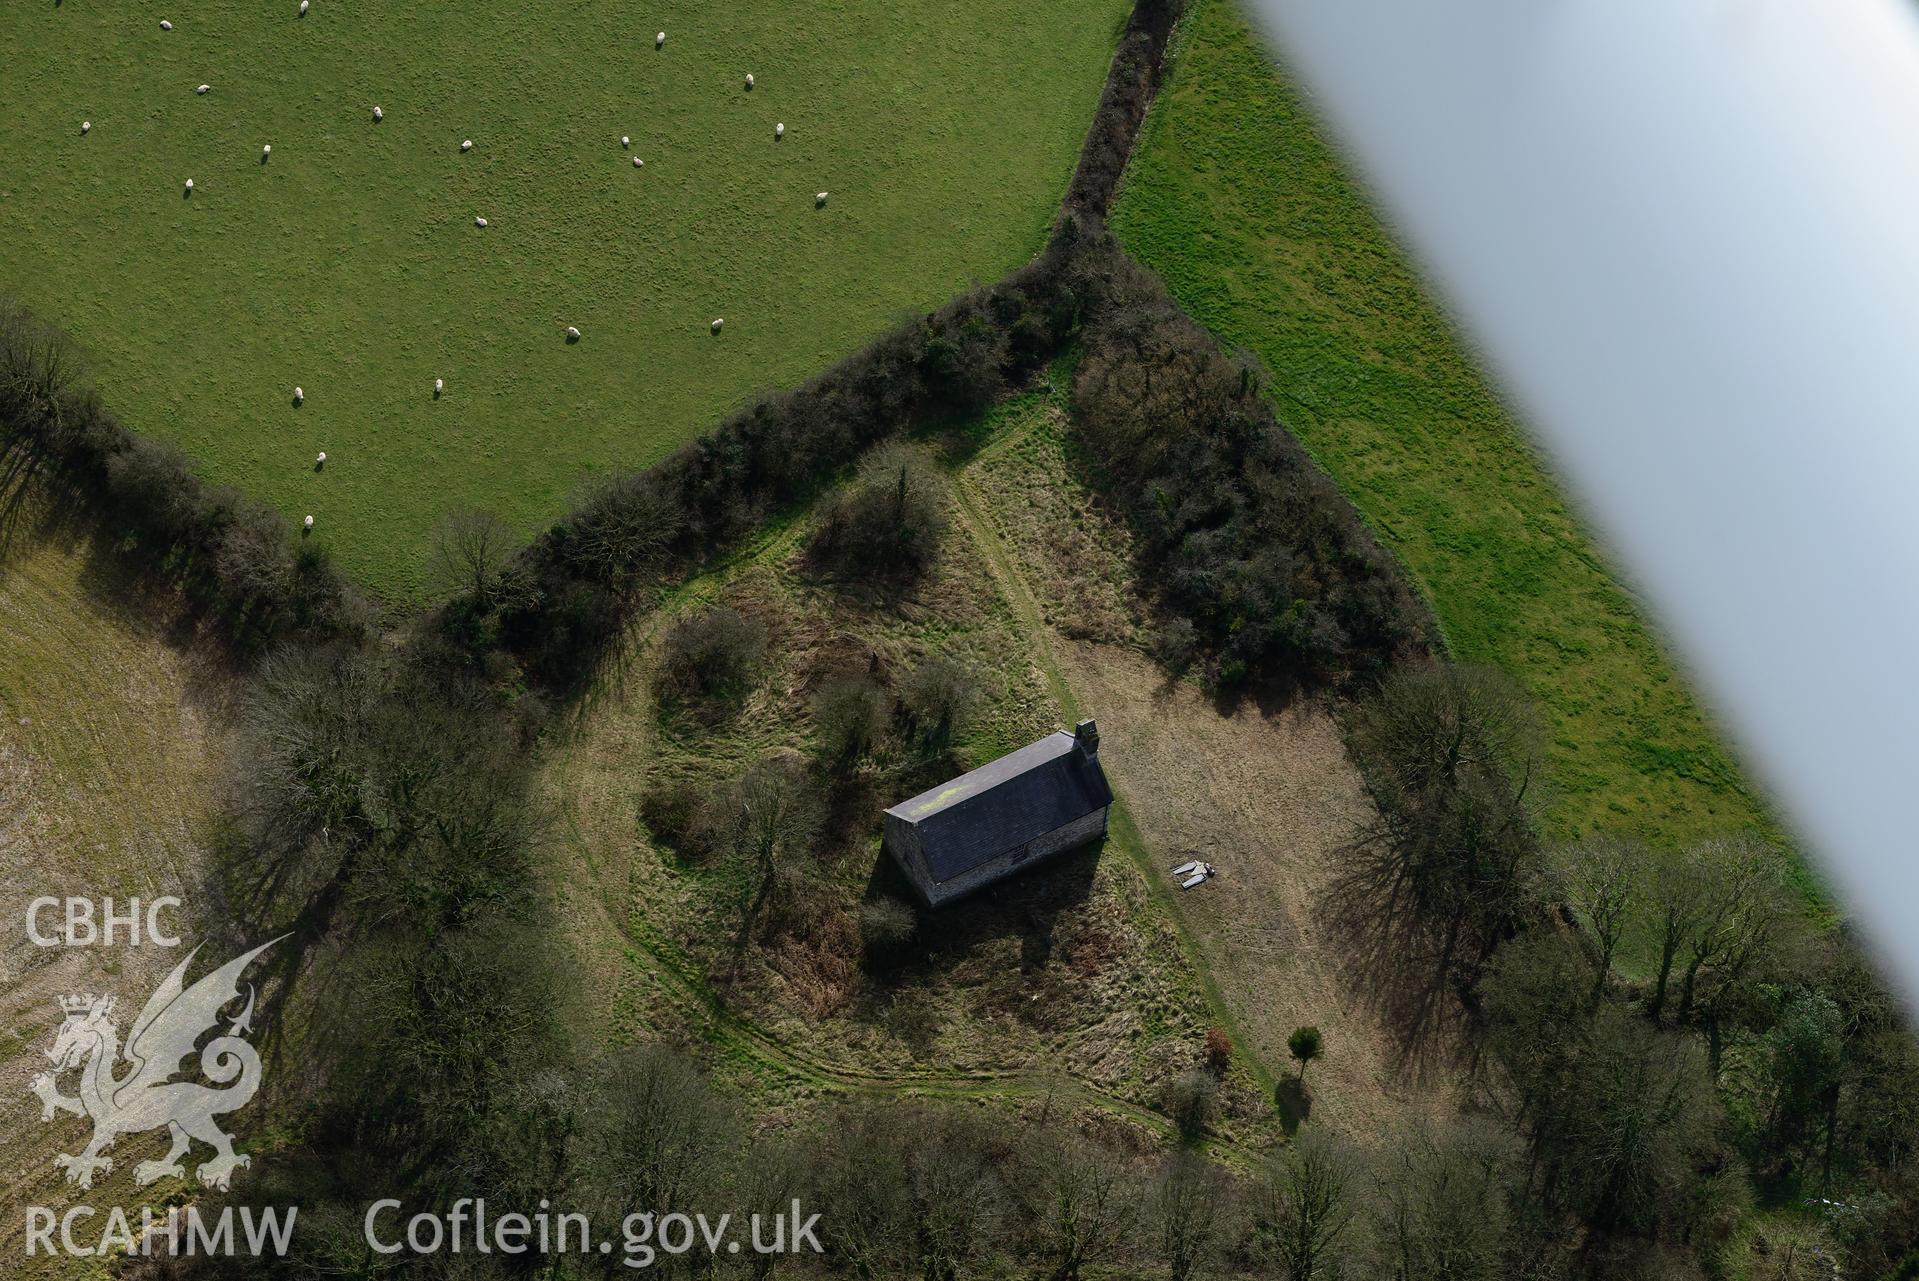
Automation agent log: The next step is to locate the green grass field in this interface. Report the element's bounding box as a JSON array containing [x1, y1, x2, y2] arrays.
[[1112, 0, 1768, 848], [0, 0, 1129, 598]]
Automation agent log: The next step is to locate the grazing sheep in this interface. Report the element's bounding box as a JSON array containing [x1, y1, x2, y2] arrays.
[[565, 326, 581, 341], [372, 105, 383, 122], [292, 385, 303, 403], [710, 318, 723, 334], [656, 30, 665, 47], [774, 121, 784, 139], [621, 135, 630, 148], [299, 0, 309, 13], [80, 121, 90, 135], [315, 451, 327, 466], [303, 514, 314, 531], [159, 19, 172, 30], [745, 73, 754, 89], [632, 156, 644, 168], [261, 143, 271, 158], [460, 139, 473, 152], [196, 84, 210, 94], [815, 191, 828, 207], [474, 216, 487, 227], [433, 377, 444, 396], [183, 177, 194, 192]]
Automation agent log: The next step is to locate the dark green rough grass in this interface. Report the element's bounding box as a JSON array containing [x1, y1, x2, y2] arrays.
[[0, 0, 1129, 598], [1111, 0, 1768, 847]]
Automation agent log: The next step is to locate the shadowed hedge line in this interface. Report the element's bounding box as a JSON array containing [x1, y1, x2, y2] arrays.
[[0, 299, 367, 648], [430, 0, 1426, 697], [460, 226, 1108, 689], [447, 222, 1429, 697], [1061, 0, 1184, 229]]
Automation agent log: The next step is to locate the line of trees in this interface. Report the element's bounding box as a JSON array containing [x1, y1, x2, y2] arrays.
[[0, 299, 367, 648], [433, 223, 1436, 702], [1331, 656, 1919, 1277]]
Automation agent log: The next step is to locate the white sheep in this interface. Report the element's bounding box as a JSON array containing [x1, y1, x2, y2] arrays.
[[160, 20, 172, 30], [316, 451, 327, 466], [433, 377, 444, 396], [262, 143, 271, 158], [372, 105, 383, 122], [80, 121, 91, 135], [565, 325, 581, 340], [461, 139, 473, 152], [745, 73, 755, 89], [815, 191, 828, 207], [303, 514, 314, 530], [299, 0, 309, 14], [656, 31, 665, 47], [196, 84, 211, 95], [774, 122, 784, 139], [621, 135, 630, 148], [292, 385, 303, 403], [711, 318, 723, 334], [474, 216, 488, 227], [632, 156, 644, 168], [184, 177, 194, 192]]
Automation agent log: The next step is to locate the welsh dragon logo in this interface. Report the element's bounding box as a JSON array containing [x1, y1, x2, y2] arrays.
[[29, 937, 283, 1192]]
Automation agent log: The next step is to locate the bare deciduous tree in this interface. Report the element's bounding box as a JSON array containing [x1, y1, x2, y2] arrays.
[[1026, 1129, 1130, 1281], [1555, 1009, 1715, 1233], [1556, 834, 1645, 1008], [430, 508, 518, 606], [575, 1042, 737, 1268], [1367, 1119, 1513, 1281], [1253, 1132, 1354, 1281], [567, 471, 678, 594], [1647, 843, 1710, 1024], [710, 753, 822, 944], [1675, 834, 1791, 1024], [1333, 663, 1545, 1059], [1150, 1153, 1226, 1281]]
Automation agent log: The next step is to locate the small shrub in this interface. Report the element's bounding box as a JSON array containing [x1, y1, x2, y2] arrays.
[[808, 443, 949, 580], [1203, 1026, 1233, 1077], [899, 655, 977, 754], [813, 674, 891, 766], [1165, 1069, 1217, 1141], [860, 897, 918, 957], [917, 314, 1008, 411], [658, 606, 767, 704], [1151, 617, 1200, 675], [638, 779, 710, 855], [1288, 1026, 1324, 1082]]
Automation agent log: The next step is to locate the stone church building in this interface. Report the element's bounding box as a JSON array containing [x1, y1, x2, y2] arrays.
[[882, 720, 1112, 908]]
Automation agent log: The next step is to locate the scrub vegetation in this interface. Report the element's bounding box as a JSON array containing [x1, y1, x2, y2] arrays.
[[1111, 0, 1768, 848]]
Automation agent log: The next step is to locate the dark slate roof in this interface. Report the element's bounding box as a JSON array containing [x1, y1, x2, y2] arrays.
[[886, 731, 1113, 883]]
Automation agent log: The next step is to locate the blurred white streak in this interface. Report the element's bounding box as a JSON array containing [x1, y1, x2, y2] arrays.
[[1242, 0, 1919, 1001]]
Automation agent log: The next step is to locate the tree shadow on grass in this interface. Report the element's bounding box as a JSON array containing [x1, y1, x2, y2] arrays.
[[1319, 844, 1477, 1084], [0, 458, 334, 1083], [1275, 1077, 1312, 1135]]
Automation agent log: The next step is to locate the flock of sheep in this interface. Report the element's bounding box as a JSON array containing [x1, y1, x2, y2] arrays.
[[85, 5, 830, 537]]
